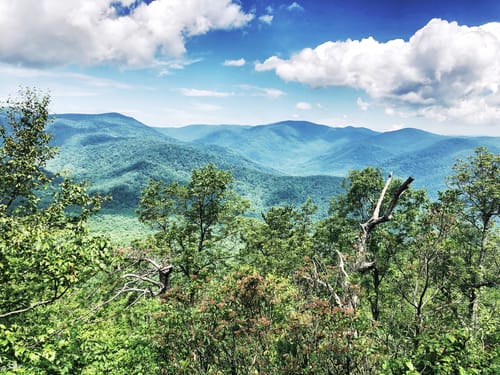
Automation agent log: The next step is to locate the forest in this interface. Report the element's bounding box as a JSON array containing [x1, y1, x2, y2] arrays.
[[1, 90, 499, 374]]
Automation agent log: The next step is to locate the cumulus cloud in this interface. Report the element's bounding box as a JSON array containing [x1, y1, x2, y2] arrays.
[[224, 58, 246, 67], [296, 102, 312, 110], [0, 0, 253, 67], [180, 88, 232, 97], [256, 19, 500, 126]]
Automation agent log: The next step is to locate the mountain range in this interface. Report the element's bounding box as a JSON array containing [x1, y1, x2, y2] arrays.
[[46, 113, 500, 218], [156, 121, 499, 192]]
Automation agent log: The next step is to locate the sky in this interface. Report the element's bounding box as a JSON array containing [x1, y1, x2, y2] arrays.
[[1, 0, 500, 136]]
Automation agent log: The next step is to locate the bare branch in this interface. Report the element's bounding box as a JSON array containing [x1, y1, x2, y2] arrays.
[[123, 273, 164, 289], [0, 286, 70, 318], [372, 172, 393, 220], [336, 250, 349, 281]]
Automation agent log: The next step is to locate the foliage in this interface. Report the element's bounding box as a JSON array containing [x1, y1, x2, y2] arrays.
[[0, 89, 110, 371], [155, 268, 379, 374], [137, 163, 249, 283], [240, 199, 317, 277]]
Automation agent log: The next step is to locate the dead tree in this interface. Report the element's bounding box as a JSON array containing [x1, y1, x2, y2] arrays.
[[303, 173, 414, 312], [345, 173, 414, 311]]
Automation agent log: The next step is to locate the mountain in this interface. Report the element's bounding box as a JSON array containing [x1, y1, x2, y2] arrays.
[[155, 124, 252, 143], [51, 112, 175, 145], [47, 114, 343, 217], [158, 120, 500, 194], [46, 114, 499, 222], [157, 121, 378, 175]]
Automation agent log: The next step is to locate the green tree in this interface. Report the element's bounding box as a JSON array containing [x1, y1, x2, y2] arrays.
[[446, 147, 499, 324], [240, 198, 317, 277], [0, 89, 109, 370], [135, 163, 248, 292], [315, 168, 417, 320]]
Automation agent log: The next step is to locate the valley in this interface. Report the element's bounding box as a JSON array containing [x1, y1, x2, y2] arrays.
[[48, 113, 500, 219]]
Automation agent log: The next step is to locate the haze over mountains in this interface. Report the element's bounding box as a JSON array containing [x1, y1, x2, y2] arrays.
[[157, 120, 499, 191], [47, 113, 500, 216]]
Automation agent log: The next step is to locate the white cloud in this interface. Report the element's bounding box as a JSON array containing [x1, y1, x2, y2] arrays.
[[239, 85, 285, 98], [259, 14, 274, 25], [296, 101, 312, 110], [0, 0, 253, 67], [155, 57, 203, 73], [356, 97, 369, 111], [256, 19, 500, 127], [224, 58, 246, 67], [261, 88, 285, 98], [0, 63, 134, 89], [180, 88, 232, 97], [287, 2, 304, 12]]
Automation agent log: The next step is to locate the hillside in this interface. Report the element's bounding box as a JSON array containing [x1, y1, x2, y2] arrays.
[[46, 114, 500, 222], [158, 120, 500, 193], [156, 121, 378, 175], [47, 114, 343, 218]]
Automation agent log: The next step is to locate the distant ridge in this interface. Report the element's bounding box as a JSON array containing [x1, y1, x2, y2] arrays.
[[46, 113, 499, 216], [156, 119, 500, 194], [47, 114, 345, 217]]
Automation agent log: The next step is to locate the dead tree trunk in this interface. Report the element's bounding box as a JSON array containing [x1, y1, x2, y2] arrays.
[[340, 173, 414, 312]]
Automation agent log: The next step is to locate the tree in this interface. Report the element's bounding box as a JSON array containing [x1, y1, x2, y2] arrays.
[[314, 168, 414, 320], [447, 147, 499, 324], [240, 198, 317, 277], [0, 89, 109, 369], [131, 163, 249, 296]]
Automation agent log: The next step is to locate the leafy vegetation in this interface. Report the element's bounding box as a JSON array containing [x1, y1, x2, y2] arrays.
[[0, 89, 110, 372], [1, 91, 499, 374]]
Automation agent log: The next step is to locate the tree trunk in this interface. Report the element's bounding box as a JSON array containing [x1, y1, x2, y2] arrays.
[[345, 174, 414, 311]]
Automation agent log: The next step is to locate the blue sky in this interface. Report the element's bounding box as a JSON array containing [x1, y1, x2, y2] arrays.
[[1, 0, 500, 135]]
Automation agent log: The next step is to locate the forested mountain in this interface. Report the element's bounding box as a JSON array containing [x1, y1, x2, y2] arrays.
[[47, 114, 343, 216], [157, 120, 500, 193], [45, 114, 500, 217]]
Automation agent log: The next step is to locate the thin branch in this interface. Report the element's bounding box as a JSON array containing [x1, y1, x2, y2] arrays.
[[123, 273, 164, 288], [0, 299, 55, 318], [0, 286, 70, 318]]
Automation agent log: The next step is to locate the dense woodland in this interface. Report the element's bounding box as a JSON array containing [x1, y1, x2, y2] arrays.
[[1, 90, 499, 374]]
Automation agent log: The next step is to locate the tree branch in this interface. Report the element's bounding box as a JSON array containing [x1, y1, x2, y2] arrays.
[[342, 174, 414, 310], [0, 286, 70, 318]]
